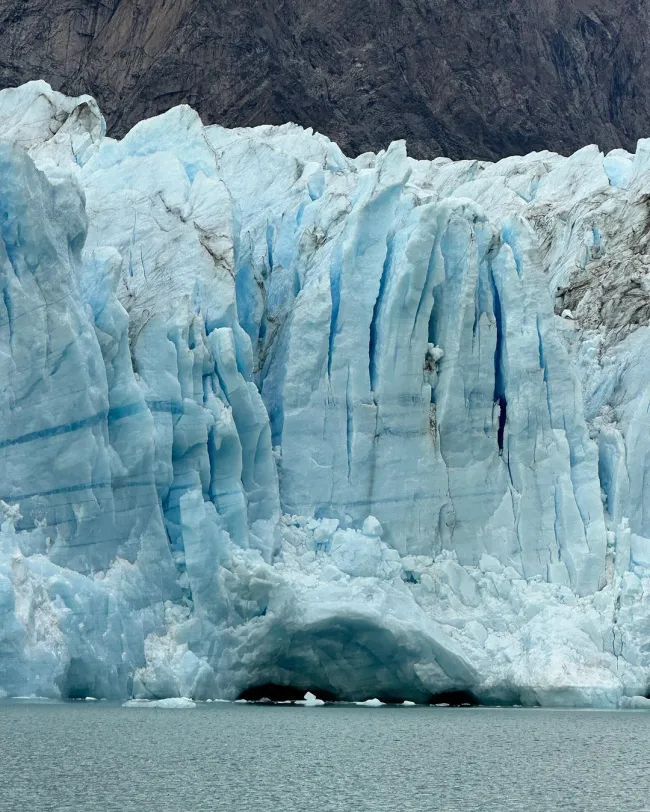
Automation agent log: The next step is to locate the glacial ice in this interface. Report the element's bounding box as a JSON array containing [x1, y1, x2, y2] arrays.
[[123, 697, 196, 709], [0, 80, 649, 707], [296, 692, 324, 706]]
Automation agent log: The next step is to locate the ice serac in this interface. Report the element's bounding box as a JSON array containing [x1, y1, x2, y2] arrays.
[[0, 82, 649, 707]]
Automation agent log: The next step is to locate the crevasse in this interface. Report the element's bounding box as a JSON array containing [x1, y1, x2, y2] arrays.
[[0, 81, 649, 706]]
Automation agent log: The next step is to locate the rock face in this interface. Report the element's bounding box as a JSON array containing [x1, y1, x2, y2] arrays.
[[1, 1, 650, 160], [0, 82, 649, 706]]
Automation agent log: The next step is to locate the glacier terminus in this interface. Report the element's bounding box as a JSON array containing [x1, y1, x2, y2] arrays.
[[0, 81, 649, 707]]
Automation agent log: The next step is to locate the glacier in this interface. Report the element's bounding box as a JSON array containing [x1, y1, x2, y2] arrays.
[[0, 80, 649, 707]]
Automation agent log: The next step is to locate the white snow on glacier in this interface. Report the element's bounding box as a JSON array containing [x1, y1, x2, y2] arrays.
[[0, 80, 649, 706]]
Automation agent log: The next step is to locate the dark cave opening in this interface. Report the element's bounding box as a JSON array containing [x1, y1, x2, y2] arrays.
[[428, 690, 479, 706], [237, 684, 340, 703], [57, 658, 97, 700]]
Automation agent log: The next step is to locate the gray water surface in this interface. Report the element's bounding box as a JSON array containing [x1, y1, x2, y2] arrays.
[[1, 701, 648, 811]]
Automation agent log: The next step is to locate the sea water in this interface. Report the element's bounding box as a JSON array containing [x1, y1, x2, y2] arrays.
[[0, 701, 648, 811]]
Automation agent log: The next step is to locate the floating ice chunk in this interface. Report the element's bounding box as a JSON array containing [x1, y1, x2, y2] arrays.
[[401, 701, 416, 706], [355, 698, 385, 707], [295, 692, 325, 706], [123, 697, 196, 709]]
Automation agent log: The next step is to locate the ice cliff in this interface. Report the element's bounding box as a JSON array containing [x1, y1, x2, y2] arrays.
[[0, 81, 649, 707]]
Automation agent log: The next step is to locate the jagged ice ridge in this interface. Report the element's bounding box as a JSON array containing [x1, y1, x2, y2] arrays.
[[0, 81, 649, 707]]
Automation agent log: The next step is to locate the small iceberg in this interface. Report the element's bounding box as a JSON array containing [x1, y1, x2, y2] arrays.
[[401, 701, 416, 706], [355, 698, 385, 707], [296, 692, 325, 706], [123, 697, 196, 709]]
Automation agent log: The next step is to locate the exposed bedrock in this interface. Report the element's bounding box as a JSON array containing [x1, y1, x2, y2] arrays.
[[3, 1, 650, 163], [0, 82, 649, 706]]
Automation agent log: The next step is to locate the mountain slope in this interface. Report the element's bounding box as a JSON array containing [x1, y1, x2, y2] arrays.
[[0, 0, 649, 159]]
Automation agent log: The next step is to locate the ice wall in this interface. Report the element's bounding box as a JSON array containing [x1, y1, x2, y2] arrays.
[[0, 82, 649, 706]]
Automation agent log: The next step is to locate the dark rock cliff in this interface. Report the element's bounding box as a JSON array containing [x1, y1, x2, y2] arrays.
[[0, 0, 648, 160]]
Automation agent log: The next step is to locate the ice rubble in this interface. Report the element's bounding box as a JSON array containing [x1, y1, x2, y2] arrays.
[[123, 697, 196, 709], [0, 80, 649, 707], [296, 692, 324, 706]]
